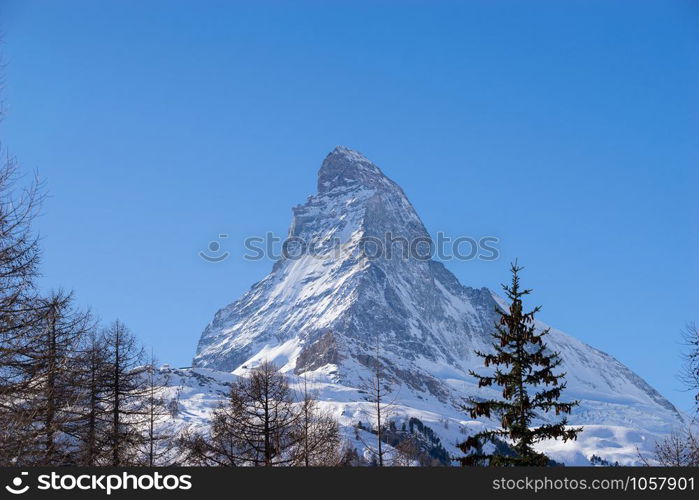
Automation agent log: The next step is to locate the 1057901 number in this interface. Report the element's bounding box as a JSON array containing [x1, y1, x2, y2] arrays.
[[628, 477, 694, 491]]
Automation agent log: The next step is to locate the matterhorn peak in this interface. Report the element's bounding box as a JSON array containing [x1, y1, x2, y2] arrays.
[[193, 148, 684, 465], [291, 146, 428, 245], [317, 146, 389, 194]]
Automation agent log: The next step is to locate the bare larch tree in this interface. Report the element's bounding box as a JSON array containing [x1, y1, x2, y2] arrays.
[[293, 375, 341, 466], [100, 320, 148, 466]]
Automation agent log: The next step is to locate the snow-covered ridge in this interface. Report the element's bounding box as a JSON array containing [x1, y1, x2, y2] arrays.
[[189, 146, 686, 464]]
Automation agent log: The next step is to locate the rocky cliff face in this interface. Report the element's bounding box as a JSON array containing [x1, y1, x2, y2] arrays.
[[193, 147, 683, 462]]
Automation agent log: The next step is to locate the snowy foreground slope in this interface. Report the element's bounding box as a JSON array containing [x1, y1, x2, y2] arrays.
[[176, 147, 685, 465]]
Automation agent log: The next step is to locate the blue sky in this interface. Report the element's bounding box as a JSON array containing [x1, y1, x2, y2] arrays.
[[1, 0, 697, 411]]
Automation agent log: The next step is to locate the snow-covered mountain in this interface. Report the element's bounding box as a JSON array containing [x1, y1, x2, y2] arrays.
[[185, 146, 685, 464]]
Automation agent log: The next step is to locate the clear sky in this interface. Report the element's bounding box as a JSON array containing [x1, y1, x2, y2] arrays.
[[1, 0, 697, 411]]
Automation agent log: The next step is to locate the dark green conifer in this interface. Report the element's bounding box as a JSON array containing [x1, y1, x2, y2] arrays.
[[458, 262, 581, 466]]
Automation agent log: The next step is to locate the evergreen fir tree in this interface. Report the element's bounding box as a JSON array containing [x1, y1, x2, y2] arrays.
[[458, 262, 581, 466]]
